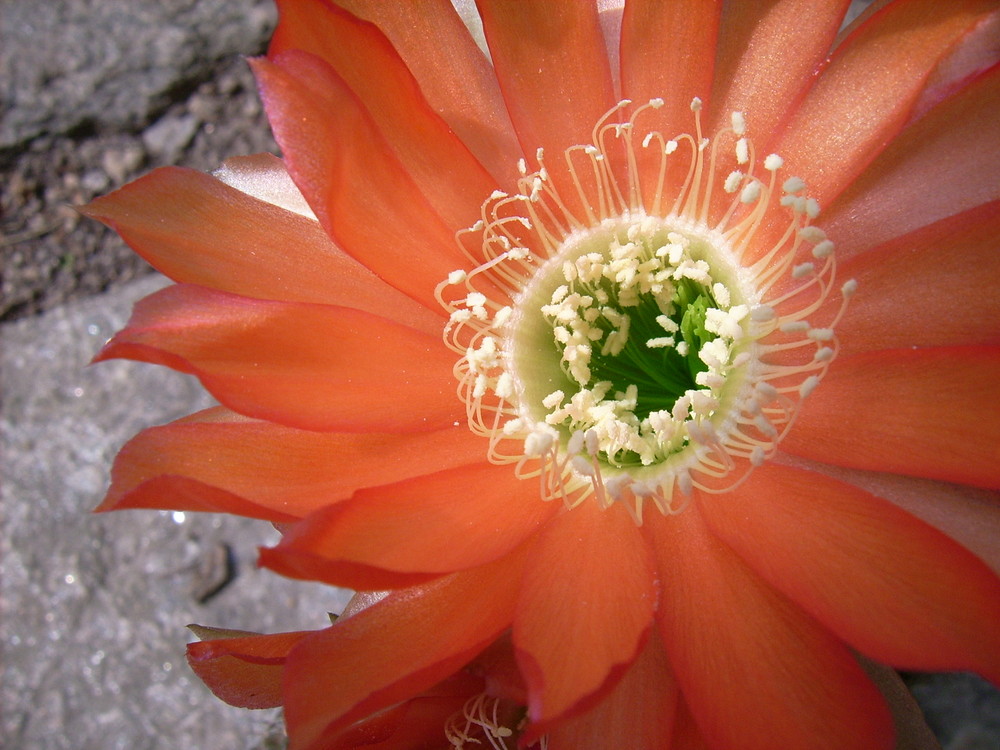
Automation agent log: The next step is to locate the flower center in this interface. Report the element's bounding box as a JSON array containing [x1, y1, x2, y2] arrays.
[[511, 216, 755, 468], [437, 98, 854, 522]]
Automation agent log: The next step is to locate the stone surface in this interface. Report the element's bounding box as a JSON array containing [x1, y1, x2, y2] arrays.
[[1, 0, 275, 150], [2, 275, 351, 750], [908, 673, 1000, 750], [1, 2, 278, 322]]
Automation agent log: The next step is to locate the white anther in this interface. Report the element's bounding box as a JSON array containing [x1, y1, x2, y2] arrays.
[[764, 154, 784, 171], [530, 177, 543, 202], [712, 283, 731, 308], [799, 375, 820, 398], [735, 138, 749, 165], [814, 347, 835, 362], [690, 97, 703, 111], [782, 176, 806, 193], [664, 140, 678, 154], [755, 382, 779, 402], [751, 305, 776, 322], [524, 426, 556, 457], [495, 372, 514, 399], [493, 305, 514, 328], [604, 474, 631, 500], [502, 418, 524, 435], [649, 97, 664, 108], [542, 390, 565, 409], [805, 198, 821, 218], [750, 446, 767, 466], [472, 373, 489, 398], [447, 269, 467, 285], [808, 327, 835, 341], [656, 315, 679, 333], [812, 240, 835, 258], [724, 170, 744, 193], [842, 279, 858, 297], [792, 262, 815, 279], [740, 181, 762, 204], [754, 413, 778, 438], [517, 158, 527, 176], [731, 111, 747, 136], [646, 337, 674, 349], [798, 225, 826, 242]]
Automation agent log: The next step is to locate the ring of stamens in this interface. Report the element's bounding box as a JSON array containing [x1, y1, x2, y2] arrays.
[[436, 98, 855, 523]]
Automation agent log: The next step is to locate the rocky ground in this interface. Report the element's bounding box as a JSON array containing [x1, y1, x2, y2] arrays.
[[1, 0, 277, 321], [2, 1, 999, 749]]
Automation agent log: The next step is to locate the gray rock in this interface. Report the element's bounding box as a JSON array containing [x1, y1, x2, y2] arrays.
[[2, 275, 351, 750], [908, 673, 1000, 750], [1, 56, 277, 323], [142, 112, 201, 162], [1, 0, 276, 151]]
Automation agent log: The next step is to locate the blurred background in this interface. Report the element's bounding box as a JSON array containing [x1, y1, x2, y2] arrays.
[[1, 1, 998, 748]]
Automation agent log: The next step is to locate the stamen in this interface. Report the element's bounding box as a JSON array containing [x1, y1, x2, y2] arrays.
[[436, 99, 853, 522], [444, 693, 530, 750]]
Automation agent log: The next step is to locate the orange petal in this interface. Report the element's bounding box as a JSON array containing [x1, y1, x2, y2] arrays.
[[647, 506, 894, 750], [99, 408, 486, 521], [475, 1, 615, 157], [283, 0, 521, 188], [260, 462, 556, 589], [618, 0, 721, 211], [799, 459, 1000, 575], [80, 166, 442, 334], [545, 635, 677, 750], [620, 0, 720, 131], [834, 201, 1000, 356], [186, 629, 311, 709], [251, 54, 466, 311], [701, 464, 1000, 682], [709, 0, 850, 137], [823, 63, 1000, 258], [318, 673, 484, 750], [282, 554, 526, 750], [783, 346, 1000, 488], [95, 284, 460, 433], [670, 697, 711, 750], [768, 0, 999, 207], [513, 502, 655, 740], [269, 0, 497, 231]]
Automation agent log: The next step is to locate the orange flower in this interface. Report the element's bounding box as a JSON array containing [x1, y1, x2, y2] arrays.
[[87, 1, 1000, 748]]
